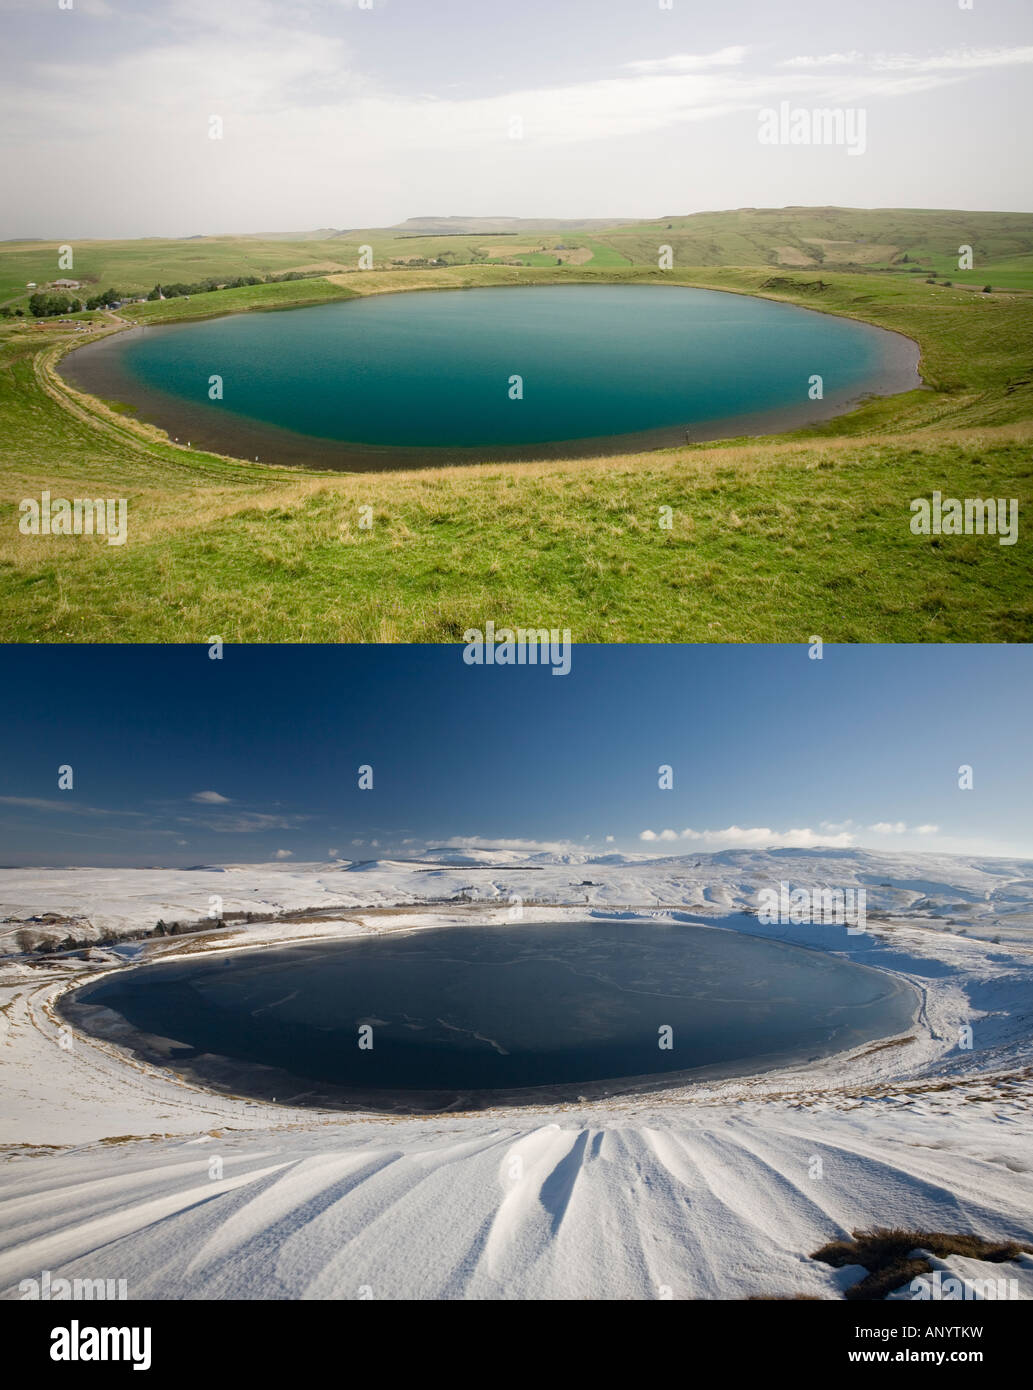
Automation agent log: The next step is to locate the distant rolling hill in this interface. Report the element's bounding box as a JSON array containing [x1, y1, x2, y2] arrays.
[[3, 207, 1031, 299]]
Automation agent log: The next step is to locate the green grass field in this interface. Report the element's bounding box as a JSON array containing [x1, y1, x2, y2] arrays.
[[1, 208, 1031, 643]]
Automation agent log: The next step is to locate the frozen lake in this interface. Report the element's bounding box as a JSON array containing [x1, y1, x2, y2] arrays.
[[62, 919, 919, 1110]]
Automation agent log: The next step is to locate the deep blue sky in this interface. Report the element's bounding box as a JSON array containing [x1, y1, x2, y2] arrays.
[[0, 644, 1029, 866]]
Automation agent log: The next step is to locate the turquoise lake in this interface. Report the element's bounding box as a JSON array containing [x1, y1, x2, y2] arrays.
[[63, 284, 920, 470]]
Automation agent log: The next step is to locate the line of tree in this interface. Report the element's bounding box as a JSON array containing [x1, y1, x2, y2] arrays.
[[146, 269, 327, 300], [9, 267, 335, 321]]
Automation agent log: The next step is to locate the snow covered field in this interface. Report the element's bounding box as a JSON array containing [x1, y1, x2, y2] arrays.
[[1, 848, 1031, 1300]]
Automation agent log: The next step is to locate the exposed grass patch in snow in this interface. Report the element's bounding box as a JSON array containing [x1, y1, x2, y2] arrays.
[[814, 1227, 1029, 1300]]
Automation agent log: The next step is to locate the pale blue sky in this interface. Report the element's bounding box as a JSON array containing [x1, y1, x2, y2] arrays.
[[1, 0, 1031, 236]]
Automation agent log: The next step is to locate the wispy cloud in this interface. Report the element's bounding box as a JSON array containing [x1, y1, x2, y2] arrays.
[[177, 811, 304, 833], [873, 46, 1033, 72], [624, 47, 749, 75], [781, 52, 865, 69], [0, 796, 143, 818], [869, 821, 939, 835], [783, 46, 1033, 73], [191, 790, 231, 804]]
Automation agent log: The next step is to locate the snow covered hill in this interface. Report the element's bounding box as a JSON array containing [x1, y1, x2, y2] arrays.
[[1, 849, 1031, 1300], [3, 847, 1032, 953]]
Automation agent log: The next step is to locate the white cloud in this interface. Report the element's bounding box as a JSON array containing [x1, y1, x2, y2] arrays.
[[191, 790, 230, 804], [0, 34, 972, 169], [639, 825, 855, 849], [872, 46, 1033, 72], [441, 835, 586, 855], [781, 52, 865, 69], [273, 848, 293, 859], [783, 46, 1033, 73], [915, 824, 940, 835], [625, 47, 749, 75]]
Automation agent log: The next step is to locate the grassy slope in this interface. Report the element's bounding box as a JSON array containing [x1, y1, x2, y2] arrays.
[[1, 215, 1031, 643], [120, 276, 359, 323]]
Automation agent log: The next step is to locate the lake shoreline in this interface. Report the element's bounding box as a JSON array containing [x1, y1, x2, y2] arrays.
[[56, 908, 922, 1116], [57, 280, 923, 473]]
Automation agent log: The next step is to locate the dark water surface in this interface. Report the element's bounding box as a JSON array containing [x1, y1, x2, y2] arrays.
[[61, 285, 920, 470], [62, 920, 919, 1111]]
